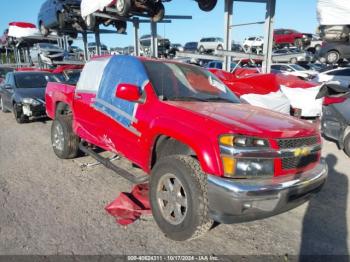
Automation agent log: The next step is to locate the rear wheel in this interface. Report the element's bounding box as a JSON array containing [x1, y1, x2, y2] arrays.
[[198, 45, 205, 54], [84, 14, 96, 31], [326, 50, 340, 64], [51, 116, 80, 159], [58, 12, 65, 31], [294, 38, 303, 48], [290, 57, 298, 64], [344, 133, 350, 157], [40, 22, 49, 36], [151, 3, 165, 22], [114, 20, 127, 34], [149, 155, 213, 241], [197, 0, 217, 12], [13, 104, 28, 124], [115, 0, 131, 17]]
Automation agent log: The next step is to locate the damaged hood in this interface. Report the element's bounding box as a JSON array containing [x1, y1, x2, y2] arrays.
[[16, 88, 46, 102], [168, 101, 318, 138]]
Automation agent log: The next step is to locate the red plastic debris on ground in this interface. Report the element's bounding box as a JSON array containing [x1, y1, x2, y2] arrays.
[[105, 184, 151, 226]]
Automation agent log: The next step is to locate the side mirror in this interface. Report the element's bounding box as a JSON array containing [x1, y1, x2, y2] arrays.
[[115, 83, 141, 102]]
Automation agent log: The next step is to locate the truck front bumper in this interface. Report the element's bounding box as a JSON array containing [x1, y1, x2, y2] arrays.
[[207, 160, 328, 224]]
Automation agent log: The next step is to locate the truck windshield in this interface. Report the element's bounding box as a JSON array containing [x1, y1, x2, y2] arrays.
[[143, 61, 240, 103]]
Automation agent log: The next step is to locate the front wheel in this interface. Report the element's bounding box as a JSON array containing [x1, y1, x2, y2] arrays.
[[326, 51, 340, 64], [151, 3, 165, 22], [13, 104, 28, 124], [51, 116, 80, 159], [114, 20, 127, 34], [290, 57, 298, 64], [40, 22, 49, 37], [197, 0, 217, 12], [149, 155, 213, 241], [115, 0, 131, 17], [294, 38, 303, 48]]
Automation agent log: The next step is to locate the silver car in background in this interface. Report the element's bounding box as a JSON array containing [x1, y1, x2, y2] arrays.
[[30, 43, 65, 66]]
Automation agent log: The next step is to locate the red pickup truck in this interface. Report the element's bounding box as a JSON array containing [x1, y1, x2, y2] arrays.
[[274, 29, 304, 47], [46, 55, 327, 241]]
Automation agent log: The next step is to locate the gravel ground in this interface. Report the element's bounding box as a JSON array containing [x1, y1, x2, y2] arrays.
[[0, 111, 349, 256]]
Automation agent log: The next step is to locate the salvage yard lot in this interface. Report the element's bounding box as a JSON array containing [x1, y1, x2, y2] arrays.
[[0, 112, 349, 256]]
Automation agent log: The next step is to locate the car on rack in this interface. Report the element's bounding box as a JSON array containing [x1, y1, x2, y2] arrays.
[[45, 55, 327, 241], [313, 67, 350, 87], [29, 43, 66, 66], [168, 43, 184, 56], [274, 29, 304, 48], [206, 60, 238, 71], [243, 36, 264, 49], [0, 71, 57, 123], [38, 0, 83, 38], [183, 42, 198, 53], [271, 63, 318, 80], [198, 37, 224, 53], [80, 0, 165, 34], [318, 41, 350, 64], [87, 42, 109, 55], [272, 48, 313, 64], [139, 34, 170, 57]]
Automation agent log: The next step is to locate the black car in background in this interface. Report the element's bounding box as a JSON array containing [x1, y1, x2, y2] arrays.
[[318, 42, 350, 64], [0, 71, 57, 123], [183, 42, 198, 53], [319, 84, 350, 156]]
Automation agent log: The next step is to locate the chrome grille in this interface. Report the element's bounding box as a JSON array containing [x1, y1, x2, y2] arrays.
[[277, 136, 318, 149], [282, 154, 319, 170]]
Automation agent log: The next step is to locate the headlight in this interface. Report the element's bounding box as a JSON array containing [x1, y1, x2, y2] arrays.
[[220, 135, 273, 178], [222, 157, 274, 178], [22, 98, 41, 106], [219, 135, 269, 148]]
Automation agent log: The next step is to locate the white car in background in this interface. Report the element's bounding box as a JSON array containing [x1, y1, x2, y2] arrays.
[[313, 67, 350, 87], [243, 36, 264, 49], [198, 37, 224, 53], [271, 63, 318, 79]]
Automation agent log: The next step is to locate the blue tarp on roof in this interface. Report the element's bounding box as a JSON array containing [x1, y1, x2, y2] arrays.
[[94, 55, 149, 128]]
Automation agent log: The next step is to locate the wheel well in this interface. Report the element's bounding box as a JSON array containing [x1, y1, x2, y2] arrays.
[[151, 136, 196, 168], [55, 102, 72, 117]]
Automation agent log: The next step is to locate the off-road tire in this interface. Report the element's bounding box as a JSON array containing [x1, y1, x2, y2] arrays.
[[13, 104, 28, 124], [197, 0, 217, 12], [51, 116, 80, 159], [149, 155, 213, 241], [344, 133, 350, 157], [151, 3, 165, 22], [115, 0, 132, 17], [115, 20, 127, 34], [0, 97, 9, 113], [326, 50, 340, 64]]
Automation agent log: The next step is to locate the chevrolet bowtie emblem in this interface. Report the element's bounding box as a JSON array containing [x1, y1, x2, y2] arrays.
[[294, 147, 311, 157]]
